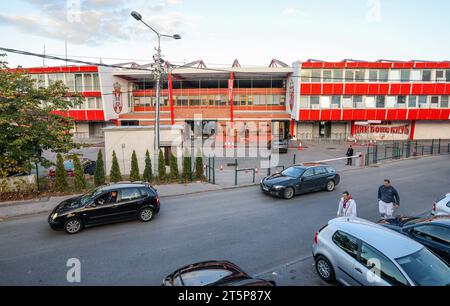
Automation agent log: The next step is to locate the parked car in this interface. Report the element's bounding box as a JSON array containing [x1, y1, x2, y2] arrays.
[[48, 182, 160, 234], [162, 260, 275, 286], [48, 158, 96, 177], [312, 217, 450, 286], [268, 139, 289, 154], [260, 163, 340, 199], [378, 215, 450, 266], [432, 193, 450, 216]]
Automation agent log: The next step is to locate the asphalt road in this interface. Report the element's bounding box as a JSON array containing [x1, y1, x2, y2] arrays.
[[0, 155, 448, 286]]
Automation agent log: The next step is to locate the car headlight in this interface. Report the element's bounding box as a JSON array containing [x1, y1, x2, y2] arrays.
[[51, 213, 58, 220], [272, 185, 284, 190]]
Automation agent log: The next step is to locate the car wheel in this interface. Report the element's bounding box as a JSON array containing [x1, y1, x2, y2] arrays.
[[138, 207, 154, 222], [64, 218, 83, 235], [283, 187, 294, 200], [325, 180, 335, 192], [315, 255, 335, 283]]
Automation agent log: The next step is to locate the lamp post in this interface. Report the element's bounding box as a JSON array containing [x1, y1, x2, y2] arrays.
[[131, 11, 181, 170]]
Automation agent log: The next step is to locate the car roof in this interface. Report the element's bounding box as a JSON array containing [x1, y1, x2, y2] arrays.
[[293, 163, 330, 168], [328, 217, 423, 259], [101, 182, 150, 191]]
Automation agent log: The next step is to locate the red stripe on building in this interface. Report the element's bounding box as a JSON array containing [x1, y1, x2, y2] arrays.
[[229, 72, 234, 123], [12, 66, 99, 74], [168, 73, 175, 125]]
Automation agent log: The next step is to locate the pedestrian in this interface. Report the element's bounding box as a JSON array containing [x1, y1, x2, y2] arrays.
[[378, 179, 400, 219], [337, 191, 357, 218], [346, 145, 354, 166]]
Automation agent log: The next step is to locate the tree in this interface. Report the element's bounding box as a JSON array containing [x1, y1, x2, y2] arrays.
[[110, 150, 122, 183], [129, 150, 140, 182], [170, 154, 179, 180], [73, 154, 86, 191], [94, 150, 105, 186], [182, 149, 192, 181], [0, 56, 83, 178], [158, 149, 166, 181], [195, 149, 205, 180], [142, 150, 153, 182], [55, 153, 68, 192]]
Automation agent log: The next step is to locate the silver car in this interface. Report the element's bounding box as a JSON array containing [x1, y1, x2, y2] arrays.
[[432, 193, 450, 216], [312, 217, 450, 286]]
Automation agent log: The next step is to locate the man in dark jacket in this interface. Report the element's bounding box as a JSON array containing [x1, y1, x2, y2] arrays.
[[378, 179, 400, 219], [346, 145, 354, 166]]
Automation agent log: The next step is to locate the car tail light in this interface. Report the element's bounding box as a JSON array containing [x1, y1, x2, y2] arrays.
[[155, 196, 160, 206], [313, 232, 319, 245]]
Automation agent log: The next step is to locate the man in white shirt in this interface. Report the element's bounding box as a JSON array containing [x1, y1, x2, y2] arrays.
[[337, 191, 357, 218]]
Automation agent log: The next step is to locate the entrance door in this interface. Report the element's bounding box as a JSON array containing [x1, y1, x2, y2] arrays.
[[319, 122, 332, 138]]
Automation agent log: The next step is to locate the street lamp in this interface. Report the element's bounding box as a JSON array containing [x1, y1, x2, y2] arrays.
[[130, 10, 181, 163]]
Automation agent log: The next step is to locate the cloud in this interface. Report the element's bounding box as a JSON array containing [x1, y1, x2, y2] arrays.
[[0, 0, 187, 45], [282, 8, 298, 15]]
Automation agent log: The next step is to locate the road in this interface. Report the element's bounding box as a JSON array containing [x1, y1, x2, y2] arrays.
[[0, 155, 448, 285]]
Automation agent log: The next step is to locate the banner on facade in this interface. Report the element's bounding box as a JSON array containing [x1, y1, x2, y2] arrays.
[[354, 122, 410, 140]]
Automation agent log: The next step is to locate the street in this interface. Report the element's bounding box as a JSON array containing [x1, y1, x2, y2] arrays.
[[0, 155, 448, 285]]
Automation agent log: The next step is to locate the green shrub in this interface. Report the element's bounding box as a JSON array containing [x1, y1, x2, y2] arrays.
[[129, 150, 140, 182], [110, 150, 122, 183]]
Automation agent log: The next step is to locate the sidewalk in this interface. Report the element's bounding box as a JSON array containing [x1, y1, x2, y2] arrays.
[[0, 182, 225, 222]]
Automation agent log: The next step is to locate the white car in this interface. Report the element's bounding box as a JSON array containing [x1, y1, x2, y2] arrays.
[[432, 193, 450, 216]]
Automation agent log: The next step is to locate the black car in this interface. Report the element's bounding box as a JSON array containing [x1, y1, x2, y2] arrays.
[[260, 163, 340, 199], [48, 158, 96, 177], [378, 215, 450, 266], [163, 260, 275, 286], [48, 182, 160, 234]]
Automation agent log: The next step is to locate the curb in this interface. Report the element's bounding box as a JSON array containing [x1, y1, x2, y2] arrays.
[[0, 197, 52, 207]]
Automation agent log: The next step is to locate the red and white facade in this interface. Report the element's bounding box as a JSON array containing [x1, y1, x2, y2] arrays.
[[288, 60, 450, 141]]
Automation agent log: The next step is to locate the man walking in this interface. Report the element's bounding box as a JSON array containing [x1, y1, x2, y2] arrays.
[[337, 191, 357, 218], [346, 145, 354, 166], [378, 179, 400, 219]]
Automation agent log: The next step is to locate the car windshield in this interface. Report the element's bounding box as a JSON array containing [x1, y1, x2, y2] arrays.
[[281, 167, 305, 178], [178, 269, 233, 286], [396, 248, 450, 286], [80, 187, 103, 205]]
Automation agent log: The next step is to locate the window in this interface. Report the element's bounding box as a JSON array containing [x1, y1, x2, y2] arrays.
[[311, 70, 321, 83], [359, 243, 409, 286], [430, 96, 439, 108], [177, 269, 233, 286], [408, 96, 418, 108], [301, 70, 311, 82], [353, 96, 364, 108], [386, 96, 397, 108], [325, 166, 336, 173], [320, 96, 331, 109], [302, 168, 314, 177], [411, 70, 421, 81], [310, 96, 320, 108], [376, 96, 385, 108], [139, 187, 154, 197], [436, 70, 445, 80], [75, 74, 83, 92], [400, 70, 410, 82], [118, 188, 143, 202], [379, 70, 389, 82], [365, 96, 376, 108], [331, 96, 341, 108], [419, 96, 428, 108], [389, 70, 400, 82], [96, 98, 103, 109], [345, 96, 357, 108], [411, 225, 450, 244], [299, 96, 309, 108], [66, 74, 75, 91], [84, 74, 93, 91], [189, 96, 201, 106], [333, 70, 343, 81], [323, 70, 332, 82], [369, 70, 378, 82], [446, 70, 450, 82], [88, 98, 96, 109], [254, 95, 266, 105], [93, 73, 100, 90], [355, 70, 365, 82], [397, 96, 407, 107], [345, 70, 354, 82], [422, 70, 431, 82], [441, 96, 449, 108], [314, 167, 328, 175], [332, 231, 359, 260]]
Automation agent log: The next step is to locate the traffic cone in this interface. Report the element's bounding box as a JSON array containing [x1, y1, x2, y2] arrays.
[[298, 141, 303, 151], [255, 168, 259, 174], [220, 165, 224, 171]]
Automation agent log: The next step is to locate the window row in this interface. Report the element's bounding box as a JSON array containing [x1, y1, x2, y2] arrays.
[[300, 69, 450, 83], [30, 73, 101, 92], [299, 95, 450, 109], [65, 97, 103, 110], [133, 95, 286, 107]]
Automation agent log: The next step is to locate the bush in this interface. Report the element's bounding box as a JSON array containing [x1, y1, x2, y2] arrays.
[[143, 150, 153, 182], [158, 149, 166, 181], [129, 150, 140, 182], [195, 149, 205, 180], [182, 149, 192, 181], [110, 150, 122, 183], [73, 155, 86, 191], [94, 150, 105, 186], [55, 153, 68, 192], [170, 154, 179, 180]]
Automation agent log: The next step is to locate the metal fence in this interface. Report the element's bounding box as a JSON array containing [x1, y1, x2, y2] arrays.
[[364, 139, 450, 166]]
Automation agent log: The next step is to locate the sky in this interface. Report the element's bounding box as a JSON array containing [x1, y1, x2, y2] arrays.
[[1, 0, 449, 68]]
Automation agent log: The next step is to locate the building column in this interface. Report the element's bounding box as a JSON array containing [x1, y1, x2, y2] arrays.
[[168, 73, 175, 125], [350, 121, 355, 137], [228, 72, 234, 124], [290, 119, 295, 138], [410, 120, 416, 141]]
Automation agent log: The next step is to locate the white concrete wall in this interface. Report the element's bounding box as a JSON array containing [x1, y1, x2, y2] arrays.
[[99, 67, 131, 121], [296, 122, 313, 140], [414, 121, 450, 140], [331, 122, 348, 140], [103, 126, 184, 175]]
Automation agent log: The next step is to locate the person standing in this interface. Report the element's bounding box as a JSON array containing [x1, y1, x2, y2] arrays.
[[337, 191, 357, 218], [378, 179, 400, 219], [346, 145, 354, 166]]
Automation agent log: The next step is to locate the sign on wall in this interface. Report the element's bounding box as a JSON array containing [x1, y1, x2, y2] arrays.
[[354, 121, 410, 140], [113, 82, 123, 114]]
